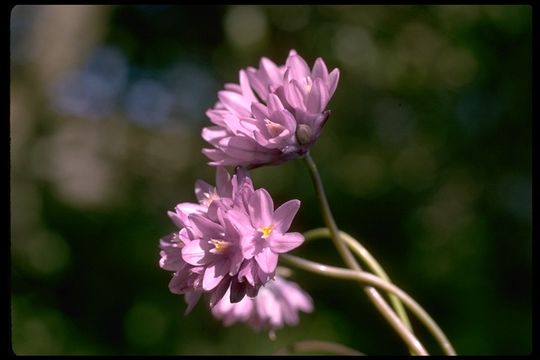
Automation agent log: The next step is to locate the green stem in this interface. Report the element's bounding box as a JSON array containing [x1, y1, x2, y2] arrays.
[[282, 254, 457, 356], [303, 153, 358, 269], [303, 153, 420, 355], [303, 228, 412, 331]]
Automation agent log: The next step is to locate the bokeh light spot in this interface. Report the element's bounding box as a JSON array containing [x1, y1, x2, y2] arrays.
[[224, 6, 267, 49]]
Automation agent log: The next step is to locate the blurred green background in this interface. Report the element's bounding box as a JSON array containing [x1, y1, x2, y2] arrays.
[[10, 5, 531, 355]]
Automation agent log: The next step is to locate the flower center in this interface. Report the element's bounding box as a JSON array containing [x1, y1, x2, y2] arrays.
[[209, 239, 231, 254], [264, 119, 284, 138], [260, 225, 273, 239], [201, 189, 220, 206]]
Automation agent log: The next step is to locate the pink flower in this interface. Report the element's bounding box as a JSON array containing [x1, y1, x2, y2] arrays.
[[228, 188, 304, 275], [159, 233, 204, 314], [211, 276, 314, 335], [202, 49, 339, 168], [159, 167, 304, 311], [181, 210, 245, 292]]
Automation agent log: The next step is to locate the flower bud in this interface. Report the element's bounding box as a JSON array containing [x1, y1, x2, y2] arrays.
[[295, 124, 313, 145]]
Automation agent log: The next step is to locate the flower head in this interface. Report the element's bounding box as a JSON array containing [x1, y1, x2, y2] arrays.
[[202, 49, 339, 168], [159, 167, 304, 312], [211, 275, 314, 337], [228, 187, 304, 275]]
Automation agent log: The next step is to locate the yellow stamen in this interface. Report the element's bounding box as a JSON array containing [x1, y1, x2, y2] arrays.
[[260, 225, 273, 239], [209, 239, 230, 254]]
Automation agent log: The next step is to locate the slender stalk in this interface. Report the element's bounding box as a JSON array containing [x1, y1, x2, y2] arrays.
[[274, 340, 364, 355], [303, 153, 420, 355], [304, 228, 412, 331], [282, 254, 457, 356], [303, 153, 358, 269]]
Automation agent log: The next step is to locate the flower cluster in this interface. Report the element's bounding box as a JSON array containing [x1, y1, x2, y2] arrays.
[[160, 50, 339, 334], [202, 49, 340, 168], [157, 49, 457, 356], [159, 167, 305, 313], [212, 275, 313, 336]]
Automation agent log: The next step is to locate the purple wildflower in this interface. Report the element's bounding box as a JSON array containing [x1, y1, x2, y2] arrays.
[[159, 166, 304, 311], [202, 49, 340, 168], [211, 275, 314, 336], [181, 210, 245, 292], [159, 232, 204, 314], [228, 187, 304, 275]]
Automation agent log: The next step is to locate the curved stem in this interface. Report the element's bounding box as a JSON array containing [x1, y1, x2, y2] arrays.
[[303, 153, 420, 355], [274, 340, 364, 355], [282, 254, 457, 356], [303, 153, 359, 270], [304, 228, 412, 331]]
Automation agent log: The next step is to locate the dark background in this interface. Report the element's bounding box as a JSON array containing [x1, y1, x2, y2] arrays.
[[10, 5, 531, 355]]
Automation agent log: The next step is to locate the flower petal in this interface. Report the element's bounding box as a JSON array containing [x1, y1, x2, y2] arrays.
[[273, 199, 301, 234], [167, 210, 185, 228], [256, 287, 282, 326], [224, 82, 241, 93], [240, 232, 259, 259], [246, 67, 268, 100], [229, 280, 248, 303], [159, 233, 178, 249], [202, 148, 227, 166], [176, 202, 207, 216], [215, 166, 232, 198], [251, 102, 269, 121], [269, 232, 304, 253], [327, 68, 340, 98], [159, 248, 184, 271], [184, 290, 202, 315], [260, 57, 283, 86], [312, 57, 329, 82], [272, 109, 296, 134], [209, 276, 231, 307], [238, 260, 256, 285], [248, 188, 274, 228], [168, 271, 189, 294], [194, 180, 214, 204], [220, 113, 255, 137], [283, 77, 306, 110], [201, 126, 228, 143], [286, 52, 310, 80], [193, 211, 224, 233], [206, 110, 227, 126], [229, 297, 253, 322], [202, 262, 227, 291], [239, 69, 258, 103], [246, 282, 260, 297], [219, 136, 279, 164], [254, 247, 278, 274], [256, 264, 273, 284], [218, 90, 251, 117], [306, 78, 328, 114], [253, 130, 271, 148], [281, 280, 314, 313], [181, 239, 208, 266], [267, 93, 285, 114]]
